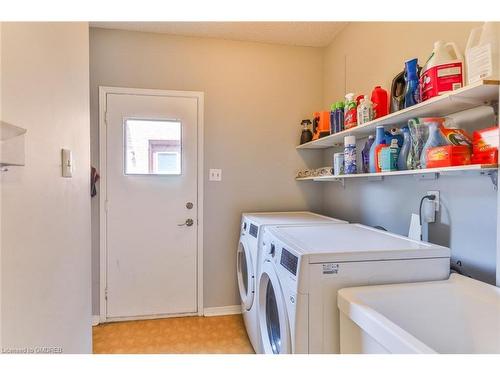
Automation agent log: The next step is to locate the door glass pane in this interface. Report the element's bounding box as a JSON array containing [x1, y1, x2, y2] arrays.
[[266, 279, 281, 354], [124, 119, 181, 175], [238, 244, 248, 295]]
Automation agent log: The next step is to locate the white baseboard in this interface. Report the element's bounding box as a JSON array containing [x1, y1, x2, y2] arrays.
[[203, 305, 241, 317], [92, 315, 100, 326]]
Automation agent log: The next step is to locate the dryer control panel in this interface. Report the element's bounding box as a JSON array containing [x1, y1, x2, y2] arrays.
[[280, 248, 298, 276], [249, 224, 258, 238]]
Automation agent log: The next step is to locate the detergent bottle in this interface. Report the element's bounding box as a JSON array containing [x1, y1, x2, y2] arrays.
[[357, 95, 374, 125], [466, 22, 500, 84], [371, 86, 389, 119], [344, 93, 358, 129], [404, 58, 421, 108], [361, 135, 375, 173], [420, 41, 464, 102], [369, 126, 386, 173], [420, 120, 447, 169]]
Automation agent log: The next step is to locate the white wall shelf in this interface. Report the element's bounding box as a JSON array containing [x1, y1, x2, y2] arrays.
[[0, 121, 27, 140], [1, 120, 27, 168], [297, 80, 500, 150], [297, 164, 498, 188]]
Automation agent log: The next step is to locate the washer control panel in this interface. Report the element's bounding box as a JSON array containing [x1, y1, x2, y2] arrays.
[[280, 248, 298, 276]]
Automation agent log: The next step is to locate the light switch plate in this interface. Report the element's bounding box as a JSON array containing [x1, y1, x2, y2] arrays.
[[209, 168, 222, 181], [61, 149, 73, 178]]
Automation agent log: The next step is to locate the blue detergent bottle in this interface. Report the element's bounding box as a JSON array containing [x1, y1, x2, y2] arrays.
[[369, 126, 386, 173], [404, 58, 421, 108]]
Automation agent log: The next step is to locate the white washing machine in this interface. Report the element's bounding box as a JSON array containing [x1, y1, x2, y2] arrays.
[[236, 212, 347, 353], [257, 223, 451, 354]]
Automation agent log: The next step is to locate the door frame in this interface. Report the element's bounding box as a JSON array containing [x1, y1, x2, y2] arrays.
[[98, 86, 204, 322]]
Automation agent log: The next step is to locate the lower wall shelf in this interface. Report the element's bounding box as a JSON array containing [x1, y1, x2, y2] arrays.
[[297, 164, 499, 188]]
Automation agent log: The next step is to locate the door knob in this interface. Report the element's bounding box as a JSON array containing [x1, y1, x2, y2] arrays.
[[178, 218, 194, 227]]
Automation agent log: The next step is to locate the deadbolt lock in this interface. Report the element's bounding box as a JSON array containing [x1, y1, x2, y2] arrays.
[[186, 202, 194, 209]]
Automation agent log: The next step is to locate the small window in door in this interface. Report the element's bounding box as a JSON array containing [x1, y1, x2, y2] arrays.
[[124, 119, 181, 175]]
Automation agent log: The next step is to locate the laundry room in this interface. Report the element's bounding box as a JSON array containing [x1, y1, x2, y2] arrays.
[[1, 1, 500, 373]]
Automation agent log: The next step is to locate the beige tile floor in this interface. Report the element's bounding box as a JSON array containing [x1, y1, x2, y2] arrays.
[[92, 314, 255, 354]]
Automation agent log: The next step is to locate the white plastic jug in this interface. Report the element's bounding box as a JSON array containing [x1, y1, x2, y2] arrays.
[[466, 22, 499, 84], [420, 41, 464, 101]]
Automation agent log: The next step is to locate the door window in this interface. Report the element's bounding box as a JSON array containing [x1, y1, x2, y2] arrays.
[[124, 119, 181, 175], [238, 245, 248, 295], [265, 280, 281, 354]]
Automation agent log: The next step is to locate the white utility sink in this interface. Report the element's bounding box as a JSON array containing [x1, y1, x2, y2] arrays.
[[338, 273, 500, 354]]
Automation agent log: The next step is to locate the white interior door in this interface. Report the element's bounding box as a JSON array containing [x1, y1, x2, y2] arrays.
[[103, 90, 201, 320]]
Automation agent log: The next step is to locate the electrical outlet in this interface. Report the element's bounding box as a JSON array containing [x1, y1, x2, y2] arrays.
[[423, 190, 439, 224], [427, 190, 440, 212], [209, 168, 222, 181]]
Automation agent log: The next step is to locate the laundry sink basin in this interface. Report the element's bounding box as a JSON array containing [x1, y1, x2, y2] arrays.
[[337, 273, 500, 354]]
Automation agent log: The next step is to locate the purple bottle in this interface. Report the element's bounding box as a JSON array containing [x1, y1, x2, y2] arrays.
[[335, 101, 345, 133], [361, 135, 375, 173]]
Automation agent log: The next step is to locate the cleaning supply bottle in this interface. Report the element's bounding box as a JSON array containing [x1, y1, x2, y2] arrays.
[[466, 22, 500, 84], [300, 119, 313, 145], [330, 103, 337, 134], [371, 86, 389, 119], [369, 126, 386, 173], [344, 136, 357, 174], [344, 93, 358, 129], [397, 126, 411, 170], [381, 139, 400, 172], [335, 101, 345, 132], [374, 141, 388, 173], [357, 95, 374, 125], [385, 128, 404, 147], [420, 41, 464, 102], [404, 58, 421, 108], [361, 135, 375, 173], [421, 121, 447, 168]]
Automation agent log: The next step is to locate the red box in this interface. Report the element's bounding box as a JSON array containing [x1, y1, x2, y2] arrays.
[[426, 145, 471, 168], [472, 126, 499, 165]]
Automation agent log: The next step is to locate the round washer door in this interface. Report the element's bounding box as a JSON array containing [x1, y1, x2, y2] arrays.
[[236, 239, 255, 310], [258, 260, 291, 354]]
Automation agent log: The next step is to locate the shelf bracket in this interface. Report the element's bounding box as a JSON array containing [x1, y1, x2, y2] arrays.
[[488, 170, 498, 190], [414, 172, 438, 181], [490, 99, 498, 116]]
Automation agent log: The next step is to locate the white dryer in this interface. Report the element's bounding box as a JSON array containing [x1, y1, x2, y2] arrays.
[[236, 212, 347, 353], [257, 224, 451, 354]]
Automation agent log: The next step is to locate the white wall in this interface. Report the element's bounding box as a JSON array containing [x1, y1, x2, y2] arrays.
[[0, 21, 3, 348], [320, 22, 498, 284], [1, 23, 91, 353], [89, 28, 325, 312]]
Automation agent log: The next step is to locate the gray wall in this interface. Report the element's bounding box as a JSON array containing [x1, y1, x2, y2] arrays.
[[90, 23, 499, 316], [320, 158, 497, 284], [89, 28, 325, 313], [321, 22, 498, 284]]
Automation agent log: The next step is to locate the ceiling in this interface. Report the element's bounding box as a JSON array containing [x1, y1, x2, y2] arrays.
[[90, 22, 348, 48]]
